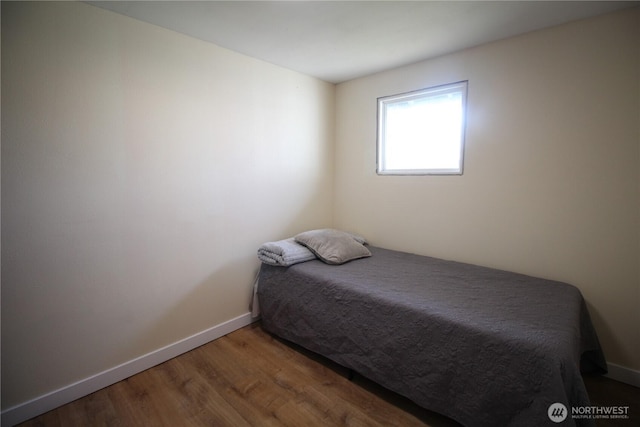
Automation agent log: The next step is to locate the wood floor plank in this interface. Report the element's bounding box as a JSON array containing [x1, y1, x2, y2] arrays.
[[17, 323, 637, 427], [62, 388, 122, 426], [582, 374, 640, 427], [224, 326, 386, 425], [231, 325, 448, 426], [108, 371, 181, 427], [182, 338, 290, 426], [148, 356, 252, 427]]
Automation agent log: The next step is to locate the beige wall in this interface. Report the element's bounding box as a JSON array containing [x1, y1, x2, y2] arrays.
[[1, 2, 334, 408], [335, 8, 639, 370]]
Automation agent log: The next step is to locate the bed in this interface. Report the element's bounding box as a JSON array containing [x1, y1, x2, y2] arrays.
[[256, 235, 607, 427]]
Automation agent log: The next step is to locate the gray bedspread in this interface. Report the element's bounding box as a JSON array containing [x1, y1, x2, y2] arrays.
[[257, 246, 607, 427]]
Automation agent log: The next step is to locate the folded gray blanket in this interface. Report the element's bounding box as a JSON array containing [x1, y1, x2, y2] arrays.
[[257, 238, 316, 266]]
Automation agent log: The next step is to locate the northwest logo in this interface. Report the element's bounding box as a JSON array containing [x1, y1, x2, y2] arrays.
[[548, 403, 568, 423]]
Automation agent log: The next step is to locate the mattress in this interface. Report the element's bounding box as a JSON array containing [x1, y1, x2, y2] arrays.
[[257, 246, 607, 427]]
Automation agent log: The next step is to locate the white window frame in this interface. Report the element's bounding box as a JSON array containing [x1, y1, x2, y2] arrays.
[[377, 81, 468, 175]]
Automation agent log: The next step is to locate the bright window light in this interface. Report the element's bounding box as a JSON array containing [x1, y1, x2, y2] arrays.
[[377, 81, 468, 175]]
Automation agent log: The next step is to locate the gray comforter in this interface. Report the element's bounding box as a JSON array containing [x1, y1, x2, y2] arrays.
[[257, 246, 607, 427]]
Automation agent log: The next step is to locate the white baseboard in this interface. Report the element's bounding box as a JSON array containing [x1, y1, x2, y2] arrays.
[[606, 362, 640, 388], [1, 312, 256, 427]]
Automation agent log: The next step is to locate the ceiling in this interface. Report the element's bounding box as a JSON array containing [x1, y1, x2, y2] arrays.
[[88, 1, 638, 83]]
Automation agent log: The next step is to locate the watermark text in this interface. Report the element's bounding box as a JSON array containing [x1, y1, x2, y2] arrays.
[[548, 403, 630, 422]]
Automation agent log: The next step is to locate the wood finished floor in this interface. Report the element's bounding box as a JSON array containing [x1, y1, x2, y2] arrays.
[[19, 323, 639, 427]]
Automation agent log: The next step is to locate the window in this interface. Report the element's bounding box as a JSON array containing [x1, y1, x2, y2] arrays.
[[377, 81, 468, 175]]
